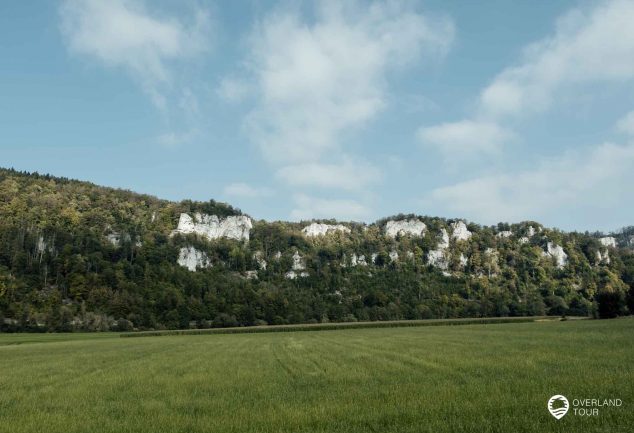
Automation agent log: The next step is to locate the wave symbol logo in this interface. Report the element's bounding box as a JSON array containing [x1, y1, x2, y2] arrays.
[[548, 395, 569, 420]]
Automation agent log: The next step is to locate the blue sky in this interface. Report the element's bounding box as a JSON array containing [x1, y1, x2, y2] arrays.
[[1, 0, 634, 232]]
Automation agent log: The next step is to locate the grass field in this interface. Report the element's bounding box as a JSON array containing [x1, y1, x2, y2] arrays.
[[1, 318, 632, 433]]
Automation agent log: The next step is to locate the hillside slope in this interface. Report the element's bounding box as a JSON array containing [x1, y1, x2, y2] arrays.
[[1, 168, 632, 331]]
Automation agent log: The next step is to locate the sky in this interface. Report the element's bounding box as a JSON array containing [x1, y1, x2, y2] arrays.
[[1, 0, 634, 232]]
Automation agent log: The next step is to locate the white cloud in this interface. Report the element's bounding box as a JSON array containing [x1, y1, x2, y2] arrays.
[[223, 182, 273, 198], [421, 0, 634, 161], [479, 0, 634, 119], [60, 0, 210, 109], [290, 194, 371, 221], [425, 141, 634, 225], [616, 110, 634, 136], [245, 0, 454, 163], [275, 158, 381, 191], [217, 77, 250, 103], [418, 120, 513, 157]]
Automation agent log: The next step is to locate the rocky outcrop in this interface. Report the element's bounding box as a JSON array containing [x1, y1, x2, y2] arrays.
[[291, 251, 305, 271], [451, 221, 472, 241], [177, 246, 211, 272], [496, 231, 512, 238], [285, 270, 309, 279], [599, 237, 617, 248], [385, 219, 426, 238], [389, 250, 399, 262], [527, 226, 537, 237], [518, 237, 529, 244], [543, 242, 568, 269], [172, 213, 252, 241], [428, 229, 450, 271], [302, 223, 351, 237], [351, 254, 368, 267], [427, 249, 449, 271], [253, 251, 267, 270], [596, 249, 610, 265], [245, 270, 258, 280]]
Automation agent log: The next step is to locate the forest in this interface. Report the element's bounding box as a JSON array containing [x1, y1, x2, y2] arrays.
[[1, 167, 633, 332]]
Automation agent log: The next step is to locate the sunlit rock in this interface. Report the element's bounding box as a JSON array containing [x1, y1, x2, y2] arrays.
[[451, 221, 472, 241], [542, 242, 568, 269], [385, 219, 426, 238], [172, 213, 252, 241], [302, 223, 351, 237], [599, 237, 617, 248], [177, 246, 211, 272]]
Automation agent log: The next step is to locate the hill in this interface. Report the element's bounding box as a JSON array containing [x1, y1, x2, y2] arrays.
[[0, 167, 633, 331]]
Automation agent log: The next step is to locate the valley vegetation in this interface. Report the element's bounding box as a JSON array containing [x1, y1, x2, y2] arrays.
[[1, 168, 633, 332]]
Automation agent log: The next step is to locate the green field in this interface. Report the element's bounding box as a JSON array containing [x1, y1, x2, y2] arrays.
[[1, 319, 632, 433]]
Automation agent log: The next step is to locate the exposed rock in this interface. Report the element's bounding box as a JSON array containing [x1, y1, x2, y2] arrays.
[[285, 270, 309, 279], [302, 223, 351, 237], [389, 250, 399, 262], [106, 233, 122, 246], [245, 270, 258, 280], [172, 213, 252, 241], [36, 236, 48, 253], [518, 237, 529, 244], [274, 251, 282, 260], [177, 246, 211, 272], [406, 251, 414, 259], [596, 249, 610, 265], [427, 249, 449, 271], [437, 228, 450, 250], [459, 253, 468, 268], [451, 221, 472, 241], [496, 231, 513, 238], [385, 219, 426, 238], [527, 226, 537, 237], [291, 251, 306, 271], [151, 211, 156, 223], [253, 251, 267, 270], [351, 254, 367, 267], [371, 253, 378, 264], [599, 237, 617, 248], [542, 242, 567, 269]]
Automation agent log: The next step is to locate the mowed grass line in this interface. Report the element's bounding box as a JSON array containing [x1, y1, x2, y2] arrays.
[[0, 319, 632, 433]]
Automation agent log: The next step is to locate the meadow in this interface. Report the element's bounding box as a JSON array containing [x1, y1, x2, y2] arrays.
[[1, 318, 632, 433]]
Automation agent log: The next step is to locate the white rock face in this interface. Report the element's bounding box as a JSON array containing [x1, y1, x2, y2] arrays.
[[302, 223, 351, 237], [253, 251, 267, 270], [371, 253, 378, 264], [107, 233, 122, 246], [351, 254, 368, 267], [385, 219, 426, 238], [291, 251, 305, 271], [245, 270, 258, 280], [518, 237, 529, 244], [274, 251, 282, 260], [459, 253, 468, 268], [389, 250, 399, 262], [437, 228, 450, 249], [172, 213, 252, 241], [596, 249, 610, 265], [543, 242, 568, 269], [427, 249, 449, 270], [451, 221, 472, 241], [496, 231, 513, 238], [428, 229, 450, 271], [36, 236, 47, 253], [599, 237, 617, 248], [177, 246, 211, 272], [527, 226, 537, 237], [285, 270, 309, 279]]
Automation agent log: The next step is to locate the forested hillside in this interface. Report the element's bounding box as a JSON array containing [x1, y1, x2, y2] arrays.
[[1, 168, 632, 332]]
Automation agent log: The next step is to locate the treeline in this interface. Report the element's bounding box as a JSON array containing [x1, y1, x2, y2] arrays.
[[0, 168, 633, 332]]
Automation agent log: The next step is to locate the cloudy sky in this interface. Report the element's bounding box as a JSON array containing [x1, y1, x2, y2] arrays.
[[2, 0, 634, 232]]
